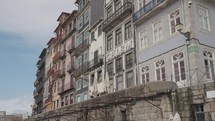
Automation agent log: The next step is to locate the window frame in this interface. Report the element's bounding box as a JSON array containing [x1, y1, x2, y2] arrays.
[[155, 59, 166, 81], [139, 29, 148, 50], [125, 21, 132, 40], [172, 52, 186, 82], [169, 8, 181, 35], [153, 20, 163, 43], [197, 5, 210, 31], [141, 66, 150, 83]]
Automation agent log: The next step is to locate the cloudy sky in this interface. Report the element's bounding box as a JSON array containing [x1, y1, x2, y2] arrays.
[[0, 0, 76, 115]]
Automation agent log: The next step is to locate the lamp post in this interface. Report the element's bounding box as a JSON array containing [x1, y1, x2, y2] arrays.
[[176, 22, 192, 86]]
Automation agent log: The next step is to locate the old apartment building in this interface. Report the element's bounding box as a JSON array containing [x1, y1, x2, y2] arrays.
[[31, 0, 215, 121]]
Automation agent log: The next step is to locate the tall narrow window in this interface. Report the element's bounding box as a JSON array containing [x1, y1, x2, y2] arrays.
[[198, 6, 210, 31], [78, 16, 83, 29], [169, 9, 180, 34], [115, 0, 121, 11], [125, 52, 133, 69], [98, 71, 102, 82], [125, 21, 132, 40], [116, 58, 123, 73], [115, 28, 122, 46], [141, 66, 149, 83], [155, 60, 166, 81], [193, 104, 205, 121], [107, 34, 113, 51], [139, 29, 148, 50], [84, 10, 89, 24], [98, 25, 102, 36], [107, 62, 113, 77], [126, 71, 133, 88], [172, 52, 186, 81], [153, 20, 162, 42], [107, 5, 113, 18], [203, 51, 214, 80], [116, 75, 123, 91]]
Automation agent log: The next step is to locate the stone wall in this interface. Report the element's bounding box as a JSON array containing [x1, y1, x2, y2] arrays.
[[28, 81, 215, 121]]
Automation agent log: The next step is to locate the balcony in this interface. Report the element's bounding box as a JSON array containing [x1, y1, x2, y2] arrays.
[[53, 52, 60, 64], [47, 67, 54, 78], [67, 43, 75, 53], [60, 51, 66, 60], [102, 2, 132, 32], [67, 62, 75, 73], [133, 0, 174, 25], [52, 69, 66, 80], [37, 57, 45, 70], [37, 82, 44, 92], [34, 80, 39, 86], [74, 39, 90, 56], [33, 90, 38, 97], [88, 55, 103, 71], [37, 70, 45, 81], [74, 62, 89, 78], [58, 81, 74, 95]]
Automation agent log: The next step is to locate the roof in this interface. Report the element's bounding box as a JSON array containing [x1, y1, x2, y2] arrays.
[[56, 12, 70, 22]]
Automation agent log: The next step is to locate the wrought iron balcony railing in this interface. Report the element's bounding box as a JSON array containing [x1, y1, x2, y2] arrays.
[[102, 2, 132, 32], [74, 62, 89, 78], [74, 39, 90, 56], [88, 55, 103, 71], [60, 51, 66, 60], [58, 81, 75, 95], [52, 69, 66, 80], [133, 0, 165, 23]]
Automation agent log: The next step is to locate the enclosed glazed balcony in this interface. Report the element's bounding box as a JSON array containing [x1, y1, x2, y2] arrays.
[[88, 55, 103, 71], [102, 2, 132, 32], [58, 81, 74, 95], [74, 62, 89, 78], [67, 62, 75, 73], [67, 43, 75, 53], [133, 0, 174, 25], [74, 39, 90, 56], [53, 51, 60, 64]]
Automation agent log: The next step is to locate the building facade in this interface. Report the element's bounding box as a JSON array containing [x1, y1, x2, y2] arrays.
[[133, 0, 215, 87]]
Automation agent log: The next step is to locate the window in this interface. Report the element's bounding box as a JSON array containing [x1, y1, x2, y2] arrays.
[[192, 104, 205, 121], [83, 92, 88, 101], [107, 34, 113, 51], [90, 74, 94, 86], [115, 28, 122, 46], [84, 52, 88, 63], [153, 20, 162, 42], [116, 58, 123, 73], [172, 52, 186, 81], [77, 35, 83, 46], [56, 100, 59, 108], [78, 1, 83, 11], [84, 10, 89, 24], [65, 96, 68, 105], [109, 79, 114, 92], [61, 97, 64, 107], [107, 5, 113, 18], [98, 25, 102, 36], [121, 110, 127, 121], [91, 31, 95, 41], [107, 62, 113, 77], [84, 31, 89, 41], [138, 0, 145, 10], [139, 29, 148, 50], [116, 75, 123, 91], [78, 16, 83, 29], [98, 71, 102, 82], [115, 0, 121, 11], [83, 77, 89, 88], [198, 6, 210, 31], [70, 94, 73, 104], [141, 66, 150, 83], [125, 21, 132, 40], [155, 60, 166, 81], [125, 53, 133, 69], [126, 71, 133, 88], [203, 51, 214, 80], [76, 79, 81, 90], [76, 95, 81, 103], [169, 9, 180, 34]]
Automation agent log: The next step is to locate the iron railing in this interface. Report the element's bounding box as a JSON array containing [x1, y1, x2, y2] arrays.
[[88, 55, 103, 70], [133, 0, 165, 22], [74, 62, 89, 78], [74, 39, 90, 56], [58, 81, 74, 94], [67, 43, 75, 53], [67, 62, 75, 73]]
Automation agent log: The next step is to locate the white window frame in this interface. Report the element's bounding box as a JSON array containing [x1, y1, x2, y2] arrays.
[[83, 92, 88, 101], [139, 29, 148, 50], [152, 20, 162, 43], [141, 66, 150, 84], [76, 94, 81, 103], [84, 9, 89, 24], [169, 8, 181, 35], [83, 76, 89, 88], [172, 52, 186, 82], [76, 79, 82, 91], [155, 59, 166, 81], [78, 16, 83, 29], [198, 5, 210, 31], [203, 50, 214, 80]]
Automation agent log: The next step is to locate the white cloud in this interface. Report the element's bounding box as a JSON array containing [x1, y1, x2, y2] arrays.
[[0, 0, 77, 47], [0, 95, 33, 115]]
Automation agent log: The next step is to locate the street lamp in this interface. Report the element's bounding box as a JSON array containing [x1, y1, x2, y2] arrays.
[[176, 22, 190, 40]]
